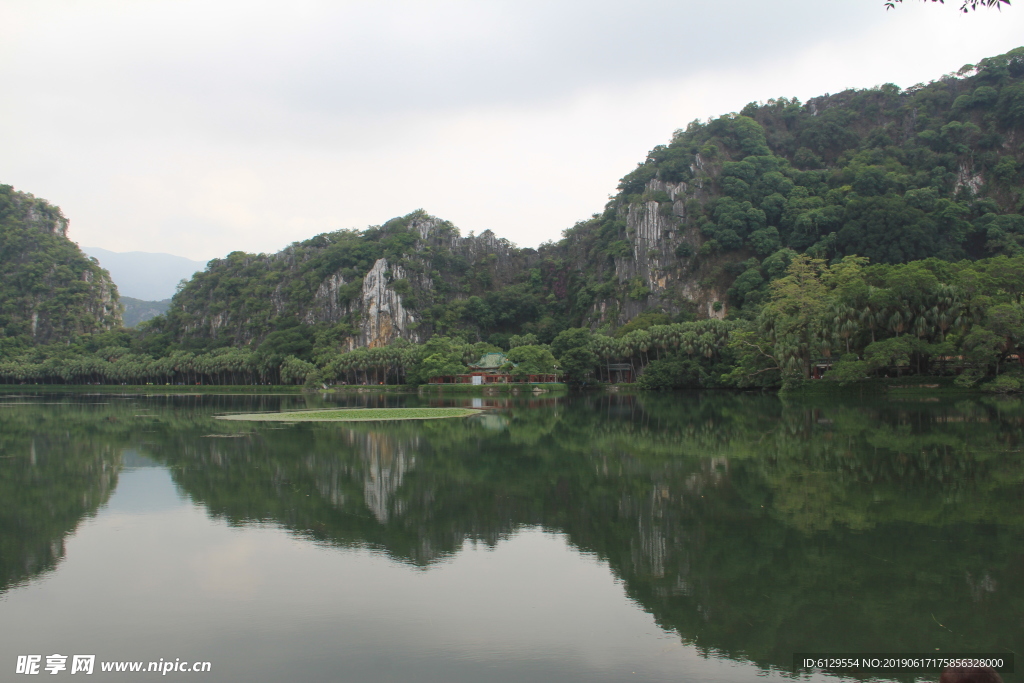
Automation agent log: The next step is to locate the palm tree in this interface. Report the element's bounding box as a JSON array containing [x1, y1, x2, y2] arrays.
[[887, 309, 908, 337]]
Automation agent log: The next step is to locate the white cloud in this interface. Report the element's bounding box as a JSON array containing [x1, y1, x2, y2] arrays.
[[0, 0, 1020, 259]]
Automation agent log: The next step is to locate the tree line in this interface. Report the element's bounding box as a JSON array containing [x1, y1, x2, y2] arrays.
[[6, 252, 1024, 391], [6, 251, 1024, 390]]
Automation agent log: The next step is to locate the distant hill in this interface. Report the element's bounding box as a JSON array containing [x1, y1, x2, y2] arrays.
[[80, 247, 207, 301], [0, 186, 121, 345], [121, 297, 171, 328]]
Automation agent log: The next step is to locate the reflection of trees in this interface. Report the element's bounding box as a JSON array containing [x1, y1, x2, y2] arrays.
[[6, 392, 1024, 674], [0, 393, 323, 594], [577, 395, 1024, 671], [0, 401, 124, 593], [142, 392, 1024, 672]]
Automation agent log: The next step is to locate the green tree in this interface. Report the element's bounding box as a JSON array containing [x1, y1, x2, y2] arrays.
[[763, 255, 829, 379], [502, 345, 558, 378], [416, 353, 466, 383], [551, 328, 596, 383]]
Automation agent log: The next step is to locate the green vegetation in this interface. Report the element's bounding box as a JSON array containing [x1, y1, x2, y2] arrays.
[[722, 253, 1024, 391], [0, 185, 120, 348], [572, 48, 1024, 268], [418, 382, 567, 394], [138, 211, 571, 354], [15, 248, 1024, 392], [218, 407, 478, 421], [501, 345, 558, 378], [6, 48, 1024, 392]]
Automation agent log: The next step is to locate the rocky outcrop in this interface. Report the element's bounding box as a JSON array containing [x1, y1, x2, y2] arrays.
[[303, 272, 352, 325], [360, 258, 418, 347], [566, 171, 728, 329], [79, 267, 121, 334]]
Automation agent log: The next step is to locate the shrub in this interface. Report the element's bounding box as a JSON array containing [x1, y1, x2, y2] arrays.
[[825, 354, 870, 382], [627, 278, 651, 301], [389, 279, 413, 297], [637, 358, 706, 390], [982, 375, 1022, 393]]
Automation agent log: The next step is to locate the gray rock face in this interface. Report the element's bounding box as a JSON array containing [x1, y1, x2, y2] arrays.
[[360, 258, 418, 347], [82, 269, 122, 335], [566, 170, 726, 329], [303, 272, 351, 325]]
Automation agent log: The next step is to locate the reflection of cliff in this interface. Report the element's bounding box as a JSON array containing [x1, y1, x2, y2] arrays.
[[347, 430, 416, 522], [146, 393, 1024, 672], [157, 419, 521, 565]]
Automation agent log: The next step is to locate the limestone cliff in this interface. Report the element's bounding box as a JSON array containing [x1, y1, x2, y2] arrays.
[[563, 166, 730, 328], [360, 258, 417, 347], [0, 185, 122, 344]]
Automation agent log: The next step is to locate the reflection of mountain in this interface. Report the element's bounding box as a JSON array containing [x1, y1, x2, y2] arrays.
[[0, 393, 317, 594], [0, 403, 124, 593], [142, 393, 1024, 672], [5, 393, 1023, 673]]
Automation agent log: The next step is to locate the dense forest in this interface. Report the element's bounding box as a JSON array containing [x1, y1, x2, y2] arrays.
[[4, 47, 1024, 390]]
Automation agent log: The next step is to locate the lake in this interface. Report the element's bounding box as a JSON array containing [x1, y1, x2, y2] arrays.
[[0, 391, 1020, 682]]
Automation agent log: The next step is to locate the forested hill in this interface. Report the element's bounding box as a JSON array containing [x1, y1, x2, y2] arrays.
[[143, 214, 540, 355], [140, 46, 1024, 355], [560, 45, 1024, 322], [0, 186, 121, 347]]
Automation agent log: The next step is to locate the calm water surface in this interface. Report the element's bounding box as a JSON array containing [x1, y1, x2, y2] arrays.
[[0, 391, 1021, 682]]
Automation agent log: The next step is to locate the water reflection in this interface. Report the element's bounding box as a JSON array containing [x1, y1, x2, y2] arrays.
[[0, 398, 121, 591], [0, 392, 1021, 679]]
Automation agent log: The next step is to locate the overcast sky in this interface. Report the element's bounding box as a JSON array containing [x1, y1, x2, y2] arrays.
[[1, 0, 1022, 261]]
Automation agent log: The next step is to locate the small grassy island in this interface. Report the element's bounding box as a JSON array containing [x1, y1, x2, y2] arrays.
[[217, 407, 479, 422]]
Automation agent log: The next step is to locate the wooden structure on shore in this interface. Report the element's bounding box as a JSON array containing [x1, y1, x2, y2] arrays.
[[604, 362, 635, 384]]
